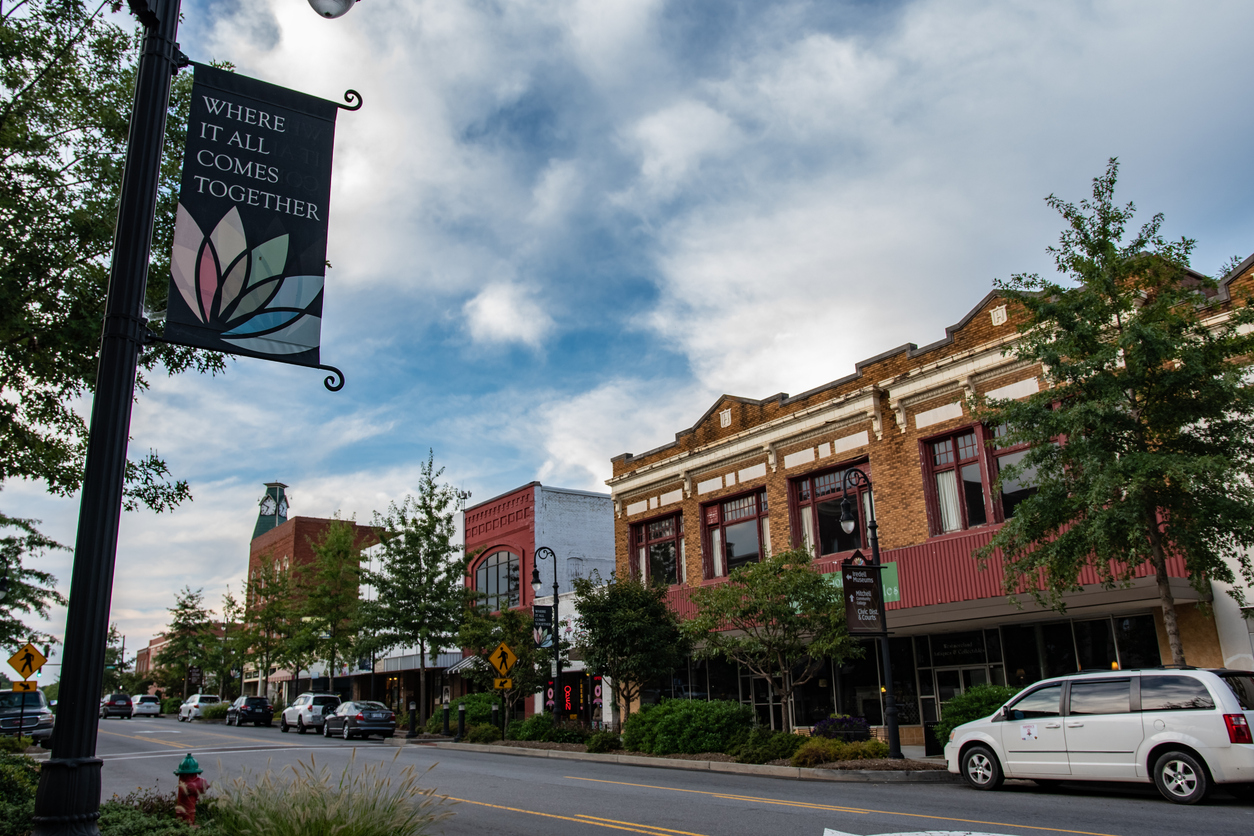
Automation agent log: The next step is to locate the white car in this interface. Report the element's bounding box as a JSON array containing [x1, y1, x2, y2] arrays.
[[130, 694, 161, 717], [178, 693, 220, 721], [280, 693, 341, 734], [945, 668, 1254, 804]]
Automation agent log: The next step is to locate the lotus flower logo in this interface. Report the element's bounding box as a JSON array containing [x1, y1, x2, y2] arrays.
[[169, 204, 323, 357]]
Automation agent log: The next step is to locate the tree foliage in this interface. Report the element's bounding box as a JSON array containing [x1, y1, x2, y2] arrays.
[[360, 453, 467, 724], [1, 0, 225, 510], [457, 604, 556, 722], [976, 159, 1254, 665], [572, 572, 688, 723], [152, 586, 211, 697], [684, 548, 856, 733], [240, 558, 291, 698], [0, 510, 65, 648], [303, 517, 364, 693], [100, 622, 128, 694]]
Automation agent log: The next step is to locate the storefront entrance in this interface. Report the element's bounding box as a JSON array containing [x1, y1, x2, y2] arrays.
[[933, 666, 993, 718]]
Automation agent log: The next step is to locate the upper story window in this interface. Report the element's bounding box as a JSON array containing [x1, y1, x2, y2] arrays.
[[631, 514, 685, 586], [704, 490, 769, 578], [473, 549, 519, 612], [926, 427, 990, 534], [791, 466, 874, 558], [992, 424, 1040, 518]]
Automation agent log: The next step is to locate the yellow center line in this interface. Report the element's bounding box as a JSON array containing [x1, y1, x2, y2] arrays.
[[565, 776, 1121, 836], [445, 796, 710, 836], [574, 813, 710, 835]]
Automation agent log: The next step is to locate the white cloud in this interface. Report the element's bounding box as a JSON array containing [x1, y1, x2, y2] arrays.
[[462, 283, 555, 348], [628, 101, 740, 198]]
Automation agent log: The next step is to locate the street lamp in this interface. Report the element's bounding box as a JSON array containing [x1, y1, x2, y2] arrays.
[[531, 547, 561, 716], [839, 469, 903, 759], [32, 2, 363, 833], [308, 0, 359, 19]]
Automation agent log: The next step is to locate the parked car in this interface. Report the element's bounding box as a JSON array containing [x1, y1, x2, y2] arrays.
[[322, 700, 396, 740], [130, 694, 161, 717], [226, 695, 274, 727], [99, 693, 133, 719], [0, 690, 55, 748], [279, 693, 341, 734], [946, 667, 1254, 804], [178, 694, 221, 722]]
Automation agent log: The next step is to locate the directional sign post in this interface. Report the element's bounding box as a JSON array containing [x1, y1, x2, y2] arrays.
[[488, 643, 517, 678]]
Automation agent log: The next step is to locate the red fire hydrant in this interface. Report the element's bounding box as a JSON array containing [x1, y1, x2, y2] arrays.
[[174, 753, 209, 826]]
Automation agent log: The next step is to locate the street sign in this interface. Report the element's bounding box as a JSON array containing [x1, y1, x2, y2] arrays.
[[8, 643, 46, 680], [13, 682, 37, 692], [841, 555, 888, 636], [488, 643, 517, 677], [825, 561, 900, 603], [494, 678, 513, 690]]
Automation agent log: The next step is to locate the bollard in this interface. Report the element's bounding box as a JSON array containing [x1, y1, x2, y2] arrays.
[[406, 701, 417, 739], [173, 754, 209, 826], [442, 703, 450, 736], [455, 702, 465, 742], [491, 703, 498, 736]]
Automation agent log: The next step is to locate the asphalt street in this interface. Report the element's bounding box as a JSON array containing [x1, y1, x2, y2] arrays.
[[93, 715, 1254, 836]]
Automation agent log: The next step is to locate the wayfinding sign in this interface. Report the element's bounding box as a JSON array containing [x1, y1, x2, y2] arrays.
[[163, 64, 354, 372], [841, 553, 888, 636]]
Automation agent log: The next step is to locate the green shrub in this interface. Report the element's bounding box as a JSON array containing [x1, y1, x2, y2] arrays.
[[0, 755, 38, 836], [791, 737, 889, 767], [546, 724, 589, 744], [200, 703, 229, 720], [463, 723, 501, 744], [449, 692, 503, 727], [935, 684, 1021, 746], [585, 731, 622, 754], [213, 750, 453, 836], [161, 698, 183, 715], [509, 713, 553, 741], [730, 727, 806, 764], [621, 700, 753, 755], [0, 737, 32, 755]]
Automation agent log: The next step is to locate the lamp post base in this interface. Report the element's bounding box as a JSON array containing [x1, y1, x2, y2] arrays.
[[31, 758, 103, 836]]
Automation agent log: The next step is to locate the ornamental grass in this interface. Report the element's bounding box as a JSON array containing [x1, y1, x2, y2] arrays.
[[212, 750, 455, 836]]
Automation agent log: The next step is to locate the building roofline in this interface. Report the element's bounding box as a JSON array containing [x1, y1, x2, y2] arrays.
[[463, 482, 542, 514]]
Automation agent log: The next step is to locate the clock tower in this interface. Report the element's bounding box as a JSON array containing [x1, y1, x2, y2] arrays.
[[252, 481, 290, 540]]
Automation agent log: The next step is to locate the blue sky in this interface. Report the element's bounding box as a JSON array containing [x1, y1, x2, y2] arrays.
[[6, 0, 1254, 668]]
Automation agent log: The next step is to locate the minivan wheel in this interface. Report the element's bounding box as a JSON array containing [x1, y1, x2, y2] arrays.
[[961, 745, 1004, 790], [1154, 750, 1210, 804]]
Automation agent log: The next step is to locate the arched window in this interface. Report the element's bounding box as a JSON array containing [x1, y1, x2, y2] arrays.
[[474, 550, 520, 612]]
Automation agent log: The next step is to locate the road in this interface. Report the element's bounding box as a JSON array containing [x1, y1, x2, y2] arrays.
[[94, 715, 1254, 836]]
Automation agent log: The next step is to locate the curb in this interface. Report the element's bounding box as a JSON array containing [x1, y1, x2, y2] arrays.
[[415, 741, 959, 783]]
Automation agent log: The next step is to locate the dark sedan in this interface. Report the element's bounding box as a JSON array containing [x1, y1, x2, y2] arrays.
[[322, 701, 396, 740], [226, 695, 274, 727]]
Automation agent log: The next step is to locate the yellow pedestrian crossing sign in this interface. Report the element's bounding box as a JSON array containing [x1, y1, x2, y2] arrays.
[[494, 678, 513, 690], [8, 643, 45, 680], [488, 642, 517, 677]]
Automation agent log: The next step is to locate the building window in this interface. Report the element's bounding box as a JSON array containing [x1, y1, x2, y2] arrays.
[[791, 466, 874, 558], [925, 427, 991, 534], [631, 514, 685, 586], [992, 424, 1039, 518], [704, 490, 769, 578], [473, 550, 519, 612]]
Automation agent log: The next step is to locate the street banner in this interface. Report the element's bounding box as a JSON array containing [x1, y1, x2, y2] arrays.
[[163, 64, 349, 369], [532, 604, 554, 648], [841, 554, 888, 636]]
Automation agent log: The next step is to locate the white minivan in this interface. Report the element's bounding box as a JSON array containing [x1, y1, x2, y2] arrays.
[[945, 668, 1254, 804]]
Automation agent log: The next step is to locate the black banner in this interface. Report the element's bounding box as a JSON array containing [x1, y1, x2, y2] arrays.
[[163, 64, 342, 368], [533, 605, 554, 649], [842, 554, 887, 636]]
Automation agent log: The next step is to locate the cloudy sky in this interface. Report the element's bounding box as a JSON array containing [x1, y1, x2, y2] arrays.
[[6, 0, 1254, 671]]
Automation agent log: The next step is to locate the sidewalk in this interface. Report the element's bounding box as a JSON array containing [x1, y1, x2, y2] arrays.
[[400, 740, 958, 784]]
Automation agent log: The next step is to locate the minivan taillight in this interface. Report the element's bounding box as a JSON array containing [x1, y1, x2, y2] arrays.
[[1224, 714, 1252, 744]]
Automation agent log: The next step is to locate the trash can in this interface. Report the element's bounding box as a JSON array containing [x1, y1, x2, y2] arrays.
[[923, 722, 944, 757]]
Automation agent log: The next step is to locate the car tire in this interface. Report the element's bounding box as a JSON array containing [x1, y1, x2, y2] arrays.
[[297, 719, 306, 734], [323, 722, 332, 738], [280, 717, 289, 733], [1154, 750, 1211, 805], [960, 745, 1004, 791], [343, 724, 351, 741]]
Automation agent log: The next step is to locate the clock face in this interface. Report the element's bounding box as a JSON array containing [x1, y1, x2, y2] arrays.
[[277, 500, 288, 517], [260, 496, 277, 515]]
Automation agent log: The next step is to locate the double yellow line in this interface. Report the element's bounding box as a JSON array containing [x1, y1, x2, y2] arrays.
[[445, 797, 711, 836]]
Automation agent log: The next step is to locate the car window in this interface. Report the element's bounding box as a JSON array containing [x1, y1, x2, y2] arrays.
[[312, 696, 339, 707], [293, 697, 308, 706], [1141, 675, 1215, 711], [1007, 684, 1062, 719], [245, 697, 269, 706], [200, 696, 219, 704], [138, 696, 158, 704], [0, 693, 44, 709], [1069, 679, 1131, 715], [338, 703, 352, 715], [1218, 673, 1254, 710], [359, 701, 388, 711]]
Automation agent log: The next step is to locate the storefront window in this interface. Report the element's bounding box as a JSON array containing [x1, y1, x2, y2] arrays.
[[791, 466, 873, 558]]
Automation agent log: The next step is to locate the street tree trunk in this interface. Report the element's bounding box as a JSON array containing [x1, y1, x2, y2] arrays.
[[419, 640, 428, 729], [1147, 508, 1186, 666]]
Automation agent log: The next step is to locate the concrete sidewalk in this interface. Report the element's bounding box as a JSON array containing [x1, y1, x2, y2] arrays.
[[403, 740, 958, 783]]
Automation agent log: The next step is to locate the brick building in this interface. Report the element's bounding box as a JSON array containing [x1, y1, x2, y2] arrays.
[[608, 268, 1254, 744]]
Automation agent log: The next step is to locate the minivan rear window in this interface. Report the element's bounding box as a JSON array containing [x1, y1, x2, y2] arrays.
[[1141, 675, 1214, 711], [1218, 673, 1254, 710]]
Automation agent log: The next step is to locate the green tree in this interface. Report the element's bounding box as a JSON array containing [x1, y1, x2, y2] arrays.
[[1, 0, 226, 511], [976, 159, 1254, 666], [100, 623, 129, 694], [0, 511, 65, 648], [211, 586, 243, 699], [572, 572, 688, 724], [303, 517, 364, 695], [457, 604, 555, 725], [361, 455, 468, 725], [241, 559, 292, 698], [153, 586, 211, 698], [684, 548, 857, 733]]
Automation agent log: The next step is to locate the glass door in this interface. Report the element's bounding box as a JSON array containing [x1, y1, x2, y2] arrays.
[[934, 666, 990, 719]]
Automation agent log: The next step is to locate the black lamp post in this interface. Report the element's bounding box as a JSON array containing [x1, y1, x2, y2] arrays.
[[31, 2, 364, 832], [839, 469, 903, 760], [531, 547, 561, 716]]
